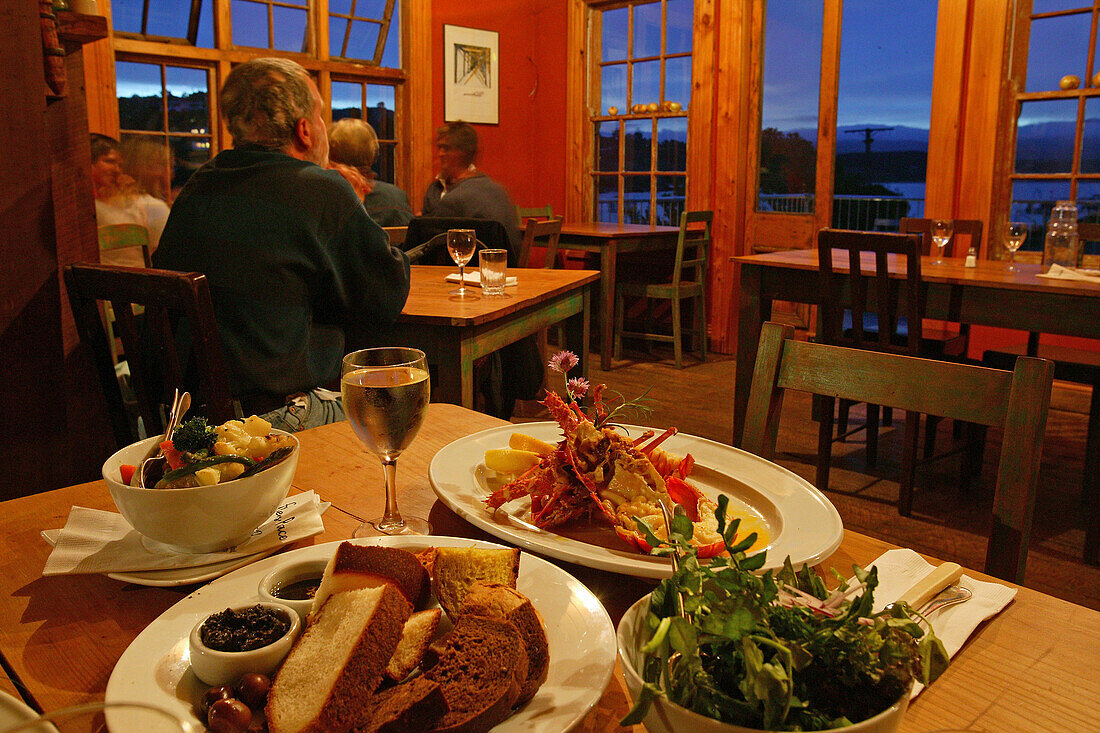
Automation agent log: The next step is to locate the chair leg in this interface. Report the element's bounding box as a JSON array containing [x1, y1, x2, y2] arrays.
[[1083, 384, 1100, 565], [924, 415, 941, 459], [883, 406, 893, 427], [816, 397, 835, 491], [898, 411, 921, 516], [866, 404, 879, 467], [837, 399, 852, 441], [696, 292, 708, 363], [614, 291, 625, 361], [671, 297, 683, 368], [958, 422, 986, 498]]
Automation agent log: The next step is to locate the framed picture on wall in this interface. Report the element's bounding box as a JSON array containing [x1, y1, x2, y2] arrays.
[[444, 25, 499, 125]]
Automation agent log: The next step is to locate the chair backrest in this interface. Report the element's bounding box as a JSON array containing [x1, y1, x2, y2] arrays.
[[64, 263, 235, 449], [97, 224, 152, 268], [515, 204, 553, 221], [899, 217, 984, 258], [670, 210, 713, 288], [742, 321, 1054, 583], [817, 228, 923, 354], [517, 217, 563, 269]]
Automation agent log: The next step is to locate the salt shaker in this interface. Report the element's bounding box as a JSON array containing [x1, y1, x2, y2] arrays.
[[964, 246, 977, 268]]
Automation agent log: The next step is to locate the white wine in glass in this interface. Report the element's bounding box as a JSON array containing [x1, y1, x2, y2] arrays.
[[341, 347, 431, 536], [931, 219, 953, 265], [447, 229, 477, 296], [1005, 221, 1027, 271]]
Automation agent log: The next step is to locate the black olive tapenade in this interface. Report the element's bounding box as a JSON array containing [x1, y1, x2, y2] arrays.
[[200, 605, 289, 652]]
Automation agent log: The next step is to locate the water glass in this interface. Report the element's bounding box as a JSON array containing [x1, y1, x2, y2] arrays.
[[479, 249, 508, 296]]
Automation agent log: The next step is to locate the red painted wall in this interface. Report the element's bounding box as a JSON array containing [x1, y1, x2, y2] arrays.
[[427, 1, 569, 216]]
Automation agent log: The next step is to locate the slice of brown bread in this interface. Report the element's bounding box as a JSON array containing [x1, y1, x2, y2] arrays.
[[351, 677, 449, 733], [431, 547, 520, 619], [266, 584, 412, 733], [424, 615, 529, 733], [459, 582, 549, 704], [385, 608, 443, 681], [310, 543, 431, 620]]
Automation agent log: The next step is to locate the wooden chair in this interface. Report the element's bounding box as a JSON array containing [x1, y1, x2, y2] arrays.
[[517, 217, 562, 269], [97, 223, 152, 268], [742, 321, 1054, 583], [64, 263, 235, 450], [614, 210, 713, 368], [515, 204, 553, 221], [899, 217, 984, 258]]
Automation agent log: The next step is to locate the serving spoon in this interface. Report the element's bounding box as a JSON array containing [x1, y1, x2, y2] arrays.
[[137, 390, 191, 488]]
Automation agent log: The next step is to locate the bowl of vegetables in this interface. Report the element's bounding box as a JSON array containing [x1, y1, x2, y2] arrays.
[[617, 497, 947, 733], [103, 415, 299, 553]]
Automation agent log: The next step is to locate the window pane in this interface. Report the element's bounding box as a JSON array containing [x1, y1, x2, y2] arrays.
[[332, 81, 362, 120], [171, 135, 212, 193], [624, 120, 652, 172], [330, 0, 352, 14], [366, 89, 395, 139], [232, 0, 269, 48], [357, 0, 387, 15], [196, 0, 215, 48], [601, 64, 627, 115], [1078, 180, 1100, 255], [146, 2, 190, 39], [633, 2, 663, 58], [120, 134, 172, 201], [655, 175, 685, 226], [664, 56, 691, 110], [1011, 179, 1071, 251], [273, 6, 308, 53], [666, 0, 693, 55], [377, 142, 396, 183], [329, 17, 350, 57], [596, 175, 618, 223], [381, 2, 400, 68], [759, 0, 822, 211], [632, 59, 661, 111], [165, 67, 209, 134], [1015, 99, 1078, 173], [1032, 1, 1091, 11], [1081, 97, 1100, 173], [1026, 13, 1091, 92], [657, 117, 687, 171], [111, 0, 142, 33], [596, 121, 619, 172], [624, 175, 652, 224], [346, 21, 381, 61], [117, 61, 163, 132], [602, 7, 628, 62]]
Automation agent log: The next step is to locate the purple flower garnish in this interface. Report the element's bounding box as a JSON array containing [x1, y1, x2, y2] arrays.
[[566, 377, 590, 398], [547, 350, 579, 373]]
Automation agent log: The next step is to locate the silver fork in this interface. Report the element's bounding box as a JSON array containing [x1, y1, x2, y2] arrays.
[[920, 583, 972, 617]]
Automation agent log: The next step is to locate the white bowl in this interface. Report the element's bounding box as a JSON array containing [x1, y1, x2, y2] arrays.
[[102, 430, 299, 553], [257, 558, 327, 623], [188, 602, 300, 687], [617, 595, 911, 733]]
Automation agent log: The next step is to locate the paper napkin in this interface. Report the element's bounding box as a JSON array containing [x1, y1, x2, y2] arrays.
[[42, 491, 327, 576], [1037, 263, 1100, 284], [445, 271, 518, 287], [865, 548, 1017, 697]]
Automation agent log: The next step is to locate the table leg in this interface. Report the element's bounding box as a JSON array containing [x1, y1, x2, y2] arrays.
[[733, 263, 769, 448], [459, 335, 476, 409], [564, 284, 592, 387], [600, 242, 617, 371]]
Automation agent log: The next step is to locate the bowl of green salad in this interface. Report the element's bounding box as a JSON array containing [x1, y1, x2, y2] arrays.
[[617, 497, 947, 733]]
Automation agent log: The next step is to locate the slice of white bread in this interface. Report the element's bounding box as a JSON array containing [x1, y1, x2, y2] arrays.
[[424, 615, 530, 733], [431, 547, 520, 619], [351, 677, 449, 733], [267, 584, 412, 733], [459, 582, 549, 704], [385, 608, 443, 681], [310, 543, 431, 621]]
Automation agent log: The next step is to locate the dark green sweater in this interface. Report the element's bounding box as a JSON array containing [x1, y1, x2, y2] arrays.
[[153, 148, 410, 398]]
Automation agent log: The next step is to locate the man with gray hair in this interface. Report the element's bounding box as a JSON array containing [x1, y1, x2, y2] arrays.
[[153, 57, 410, 430]]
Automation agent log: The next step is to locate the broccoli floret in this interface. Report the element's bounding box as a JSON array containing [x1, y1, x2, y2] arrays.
[[171, 417, 218, 454]]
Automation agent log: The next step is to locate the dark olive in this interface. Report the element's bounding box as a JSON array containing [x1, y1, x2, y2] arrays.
[[199, 685, 234, 716], [236, 672, 272, 709], [207, 698, 252, 733]]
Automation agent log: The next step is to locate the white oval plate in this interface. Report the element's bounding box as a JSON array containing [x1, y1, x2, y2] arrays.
[[429, 422, 844, 579], [106, 536, 616, 733]]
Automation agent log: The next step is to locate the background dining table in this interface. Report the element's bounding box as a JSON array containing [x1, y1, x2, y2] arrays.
[[1, 403, 1098, 731]]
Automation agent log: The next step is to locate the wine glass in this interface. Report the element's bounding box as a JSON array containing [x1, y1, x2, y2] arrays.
[[1005, 221, 1027, 271], [341, 347, 432, 536], [931, 219, 954, 265], [447, 229, 477, 296]]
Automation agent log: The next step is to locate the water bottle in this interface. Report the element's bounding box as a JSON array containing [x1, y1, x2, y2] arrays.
[[1042, 200, 1081, 270]]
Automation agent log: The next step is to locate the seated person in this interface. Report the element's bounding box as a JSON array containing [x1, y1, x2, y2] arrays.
[[421, 121, 520, 254], [152, 57, 410, 431], [328, 117, 413, 227], [90, 133, 171, 263]]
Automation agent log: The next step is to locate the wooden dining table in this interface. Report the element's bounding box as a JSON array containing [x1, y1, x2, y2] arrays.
[[731, 249, 1100, 446], [2, 402, 1099, 731], [378, 266, 598, 409], [522, 221, 683, 371]]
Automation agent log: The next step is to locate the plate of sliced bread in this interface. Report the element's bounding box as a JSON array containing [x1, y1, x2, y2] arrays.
[[106, 535, 616, 733]]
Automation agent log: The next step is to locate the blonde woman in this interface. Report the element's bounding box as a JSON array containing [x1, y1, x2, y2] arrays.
[[328, 117, 413, 227]]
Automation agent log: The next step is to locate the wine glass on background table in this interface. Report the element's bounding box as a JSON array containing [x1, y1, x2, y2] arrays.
[[931, 219, 954, 265], [341, 347, 432, 536], [1005, 221, 1027, 271], [447, 229, 477, 296]]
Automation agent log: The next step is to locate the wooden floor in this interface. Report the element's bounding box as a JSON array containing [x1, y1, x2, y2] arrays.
[[520, 346, 1100, 611]]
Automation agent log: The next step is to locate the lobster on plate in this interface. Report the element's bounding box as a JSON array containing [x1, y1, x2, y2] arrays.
[[485, 391, 726, 557]]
